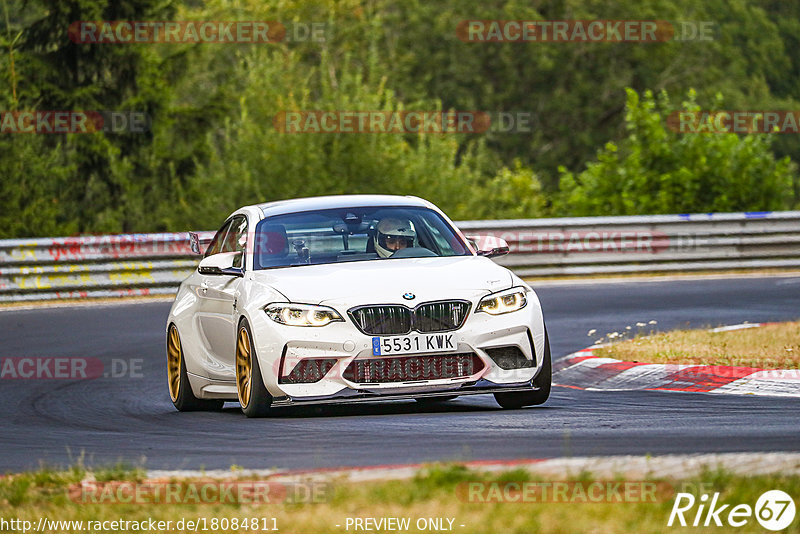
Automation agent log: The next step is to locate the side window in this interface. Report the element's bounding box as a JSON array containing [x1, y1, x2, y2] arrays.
[[221, 216, 248, 268], [204, 220, 233, 258], [417, 215, 467, 255]]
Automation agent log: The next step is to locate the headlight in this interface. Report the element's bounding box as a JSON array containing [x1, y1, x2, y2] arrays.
[[265, 303, 344, 327], [476, 287, 528, 315]]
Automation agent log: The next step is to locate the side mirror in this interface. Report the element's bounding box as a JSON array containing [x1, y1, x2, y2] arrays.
[[198, 251, 244, 277], [188, 231, 213, 255], [468, 235, 510, 258]]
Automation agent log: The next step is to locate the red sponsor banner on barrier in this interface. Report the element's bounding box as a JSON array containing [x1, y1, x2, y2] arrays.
[[51, 289, 154, 300], [46, 234, 193, 262], [68, 21, 286, 44], [667, 111, 800, 134], [68, 480, 329, 504], [272, 111, 492, 134]]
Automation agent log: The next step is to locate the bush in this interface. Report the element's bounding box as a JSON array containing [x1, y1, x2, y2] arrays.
[[556, 88, 797, 216]]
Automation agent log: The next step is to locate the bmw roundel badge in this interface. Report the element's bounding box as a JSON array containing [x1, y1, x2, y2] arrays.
[[402, 292, 415, 300]]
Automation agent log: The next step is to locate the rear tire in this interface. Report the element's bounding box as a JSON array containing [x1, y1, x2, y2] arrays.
[[236, 319, 272, 418], [494, 327, 551, 409], [167, 324, 224, 412]]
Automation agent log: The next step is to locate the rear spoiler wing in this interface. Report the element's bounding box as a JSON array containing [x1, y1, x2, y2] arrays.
[[188, 231, 214, 255]]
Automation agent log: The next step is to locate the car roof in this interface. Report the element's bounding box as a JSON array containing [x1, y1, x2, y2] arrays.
[[251, 195, 433, 218]]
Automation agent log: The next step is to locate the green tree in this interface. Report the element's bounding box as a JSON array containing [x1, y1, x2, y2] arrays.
[[3, 0, 800, 238], [556, 88, 796, 215], [7, 0, 180, 234], [370, 0, 800, 188], [184, 41, 500, 223]]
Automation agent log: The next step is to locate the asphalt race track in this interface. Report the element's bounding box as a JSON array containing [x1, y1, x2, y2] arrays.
[[1, 276, 799, 472]]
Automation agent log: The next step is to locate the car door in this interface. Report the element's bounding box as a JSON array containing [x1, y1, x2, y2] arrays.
[[196, 215, 247, 380]]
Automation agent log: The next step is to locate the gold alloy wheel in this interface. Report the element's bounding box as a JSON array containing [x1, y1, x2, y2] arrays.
[[236, 327, 253, 408], [166, 325, 182, 402]]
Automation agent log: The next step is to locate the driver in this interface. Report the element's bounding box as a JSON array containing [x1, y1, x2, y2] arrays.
[[374, 218, 416, 258]]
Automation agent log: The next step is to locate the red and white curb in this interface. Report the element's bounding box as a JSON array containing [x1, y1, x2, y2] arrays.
[[554, 323, 800, 397]]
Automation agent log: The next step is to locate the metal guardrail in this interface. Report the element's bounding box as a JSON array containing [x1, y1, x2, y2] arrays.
[[459, 211, 800, 277], [0, 232, 214, 302], [1, 211, 798, 302]]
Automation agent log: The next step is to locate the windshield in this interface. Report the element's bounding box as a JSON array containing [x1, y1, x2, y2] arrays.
[[253, 206, 470, 270]]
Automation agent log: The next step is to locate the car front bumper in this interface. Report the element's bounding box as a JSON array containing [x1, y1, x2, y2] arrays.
[[246, 294, 547, 404]]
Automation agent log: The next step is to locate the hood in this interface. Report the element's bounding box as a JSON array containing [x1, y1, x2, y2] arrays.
[[249, 256, 514, 305]]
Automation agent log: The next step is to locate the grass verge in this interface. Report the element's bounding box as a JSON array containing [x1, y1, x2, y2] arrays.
[[2, 464, 799, 533], [592, 321, 800, 369]]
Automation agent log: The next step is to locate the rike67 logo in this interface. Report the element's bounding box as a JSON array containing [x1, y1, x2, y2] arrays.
[[668, 490, 796, 530]]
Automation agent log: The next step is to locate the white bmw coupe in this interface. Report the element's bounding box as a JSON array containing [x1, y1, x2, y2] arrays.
[[166, 195, 550, 417]]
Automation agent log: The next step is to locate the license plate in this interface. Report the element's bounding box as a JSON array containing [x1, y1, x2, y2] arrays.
[[372, 334, 456, 356]]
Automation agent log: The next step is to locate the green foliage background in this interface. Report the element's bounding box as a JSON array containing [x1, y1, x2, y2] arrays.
[[1, 0, 798, 237]]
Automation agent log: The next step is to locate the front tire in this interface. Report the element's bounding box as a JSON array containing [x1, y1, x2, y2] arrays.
[[494, 328, 552, 409], [236, 319, 272, 418], [167, 324, 224, 412]]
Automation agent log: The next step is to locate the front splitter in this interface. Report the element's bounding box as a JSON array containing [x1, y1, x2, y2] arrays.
[[270, 381, 538, 407]]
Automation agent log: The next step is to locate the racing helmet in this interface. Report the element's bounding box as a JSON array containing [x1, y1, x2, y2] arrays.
[[374, 218, 416, 258]]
